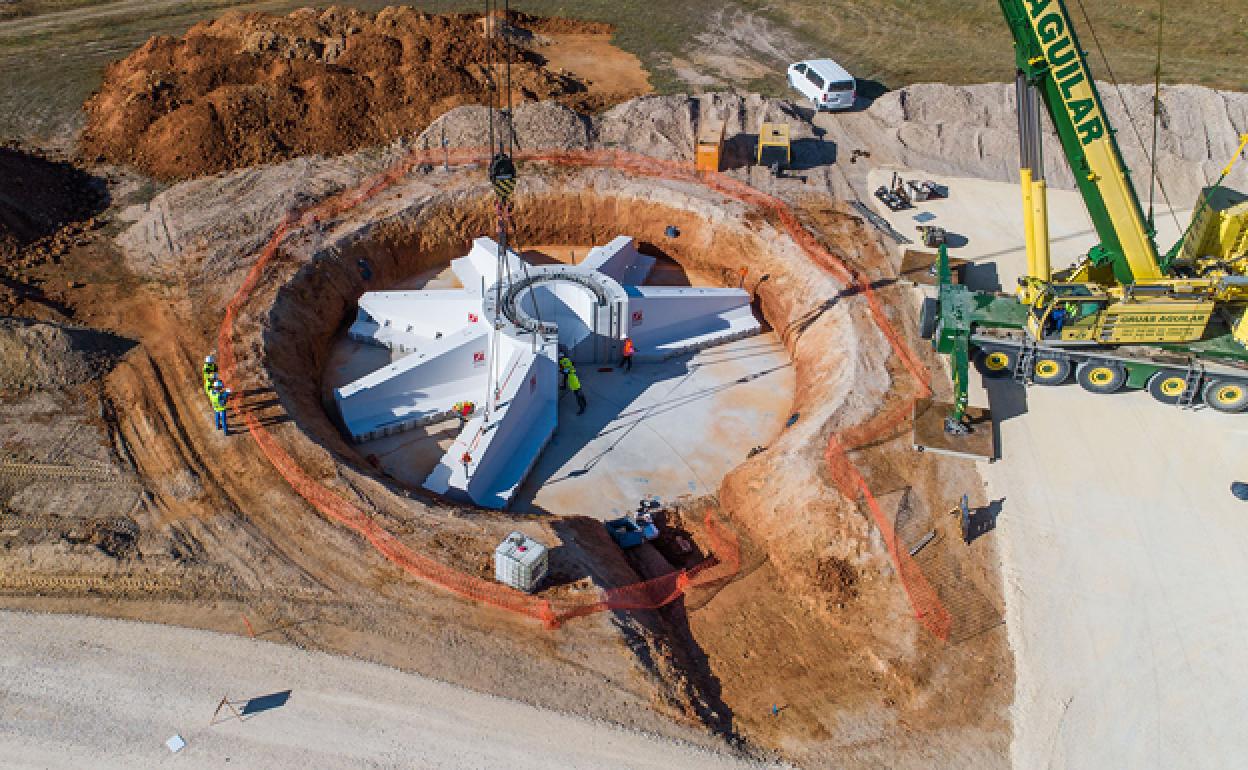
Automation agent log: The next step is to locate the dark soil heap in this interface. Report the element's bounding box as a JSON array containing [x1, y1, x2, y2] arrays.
[[0, 144, 105, 266], [80, 6, 611, 181]]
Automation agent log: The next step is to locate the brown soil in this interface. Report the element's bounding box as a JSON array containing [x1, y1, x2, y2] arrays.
[[79, 6, 648, 182], [0, 144, 106, 291]]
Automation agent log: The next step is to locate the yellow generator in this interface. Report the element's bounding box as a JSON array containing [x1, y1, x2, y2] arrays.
[[757, 122, 790, 175]]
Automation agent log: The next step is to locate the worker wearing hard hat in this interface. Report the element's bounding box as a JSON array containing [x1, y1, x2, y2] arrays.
[[202, 355, 218, 397], [618, 337, 635, 372], [565, 365, 586, 415], [558, 354, 574, 390], [209, 379, 230, 435]]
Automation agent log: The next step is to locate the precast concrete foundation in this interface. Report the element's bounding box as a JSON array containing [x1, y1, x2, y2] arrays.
[[334, 234, 760, 508]]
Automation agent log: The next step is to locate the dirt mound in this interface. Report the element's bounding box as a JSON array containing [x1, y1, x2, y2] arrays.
[[0, 144, 106, 267], [80, 6, 622, 181], [0, 318, 132, 391]]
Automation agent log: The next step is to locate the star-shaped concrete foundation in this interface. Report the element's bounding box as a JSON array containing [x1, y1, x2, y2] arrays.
[[335, 235, 760, 508]]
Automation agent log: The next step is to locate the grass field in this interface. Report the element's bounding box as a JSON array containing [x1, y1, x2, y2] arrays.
[[0, 0, 1244, 143]]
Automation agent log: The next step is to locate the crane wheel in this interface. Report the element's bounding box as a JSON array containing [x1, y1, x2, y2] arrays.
[[974, 348, 1015, 378], [1202, 380, 1248, 413], [1032, 357, 1070, 385], [1076, 361, 1125, 394], [1147, 371, 1189, 405]]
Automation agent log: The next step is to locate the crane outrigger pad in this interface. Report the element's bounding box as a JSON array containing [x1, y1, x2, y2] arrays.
[[900, 249, 968, 287], [912, 397, 995, 461]]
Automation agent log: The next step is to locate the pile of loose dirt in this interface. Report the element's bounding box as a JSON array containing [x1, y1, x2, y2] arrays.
[[0, 318, 131, 391], [80, 6, 624, 181], [0, 144, 106, 268]]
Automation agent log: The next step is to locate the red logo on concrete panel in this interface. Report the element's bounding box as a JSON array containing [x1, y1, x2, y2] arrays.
[[468, 313, 479, 323], [631, 310, 644, 325], [473, 351, 485, 366]]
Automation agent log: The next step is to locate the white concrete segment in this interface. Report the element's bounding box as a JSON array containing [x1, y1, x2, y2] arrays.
[[349, 289, 483, 353], [626, 286, 761, 359], [336, 235, 760, 508], [425, 337, 559, 508], [334, 325, 489, 443], [451, 236, 525, 289], [580, 235, 656, 285]]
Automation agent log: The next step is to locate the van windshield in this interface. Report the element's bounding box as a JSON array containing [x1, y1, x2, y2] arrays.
[[805, 70, 825, 90], [827, 80, 854, 93]]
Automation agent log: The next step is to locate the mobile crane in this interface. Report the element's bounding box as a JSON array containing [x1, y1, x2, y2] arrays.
[[925, 0, 1248, 436]]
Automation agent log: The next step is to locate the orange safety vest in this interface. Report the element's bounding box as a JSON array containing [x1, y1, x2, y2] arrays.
[[622, 338, 635, 356]]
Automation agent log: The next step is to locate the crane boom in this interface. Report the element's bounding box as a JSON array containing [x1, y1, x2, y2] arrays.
[[999, 0, 1162, 284]]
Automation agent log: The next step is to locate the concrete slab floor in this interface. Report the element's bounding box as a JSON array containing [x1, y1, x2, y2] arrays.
[[514, 334, 793, 518]]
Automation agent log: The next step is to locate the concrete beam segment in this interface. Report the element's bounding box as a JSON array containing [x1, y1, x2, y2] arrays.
[[451, 236, 524, 291], [581, 235, 655, 286], [423, 336, 558, 508], [335, 325, 490, 442], [349, 289, 483, 352], [624, 286, 760, 357]]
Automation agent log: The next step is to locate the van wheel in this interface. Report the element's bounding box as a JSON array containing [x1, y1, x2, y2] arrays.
[[1076, 361, 1126, 394], [1203, 380, 1248, 413], [1147, 370, 1189, 405], [974, 348, 1015, 378]]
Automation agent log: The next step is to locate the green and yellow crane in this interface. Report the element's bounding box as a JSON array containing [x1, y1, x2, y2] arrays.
[[927, 0, 1248, 435]]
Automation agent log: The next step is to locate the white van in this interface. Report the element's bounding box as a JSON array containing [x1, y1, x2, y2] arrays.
[[787, 59, 857, 111]]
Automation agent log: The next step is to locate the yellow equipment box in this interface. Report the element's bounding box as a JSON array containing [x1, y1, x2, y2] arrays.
[[757, 122, 791, 172], [695, 119, 725, 172]]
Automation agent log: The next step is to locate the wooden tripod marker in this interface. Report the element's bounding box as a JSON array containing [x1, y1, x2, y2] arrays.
[[210, 695, 245, 726]]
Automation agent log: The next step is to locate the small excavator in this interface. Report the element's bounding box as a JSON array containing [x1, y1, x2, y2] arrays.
[[924, 0, 1248, 440]]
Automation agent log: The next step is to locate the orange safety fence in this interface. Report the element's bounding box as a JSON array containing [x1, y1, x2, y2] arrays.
[[217, 144, 949, 638]]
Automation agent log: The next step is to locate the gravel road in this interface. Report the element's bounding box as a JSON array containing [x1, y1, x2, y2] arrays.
[[0, 611, 775, 769]]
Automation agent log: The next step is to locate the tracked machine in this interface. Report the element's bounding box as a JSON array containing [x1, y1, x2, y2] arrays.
[[923, 0, 1248, 442]]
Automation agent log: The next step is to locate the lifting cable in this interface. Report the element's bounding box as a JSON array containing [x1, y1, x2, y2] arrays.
[[482, 0, 545, 415], [1071, 0, 1181, 238]]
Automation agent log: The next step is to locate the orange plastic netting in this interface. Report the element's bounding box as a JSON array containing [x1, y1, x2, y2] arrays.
[[216, 146, 949, 638]]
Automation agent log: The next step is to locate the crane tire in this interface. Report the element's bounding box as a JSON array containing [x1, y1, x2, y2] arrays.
[[1147, 370, 1189, 405], [974, 348, 1015, 378], [1031, 356, 1071, 385], [1076, 361, 1126, 394], [1203, 379, 1248, 413]]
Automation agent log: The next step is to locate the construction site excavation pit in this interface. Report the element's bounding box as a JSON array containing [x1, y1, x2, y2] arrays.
[[258, 171, 840, 521]]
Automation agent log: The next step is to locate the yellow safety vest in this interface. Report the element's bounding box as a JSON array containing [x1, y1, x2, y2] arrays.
[[566, 370, 581, 391]]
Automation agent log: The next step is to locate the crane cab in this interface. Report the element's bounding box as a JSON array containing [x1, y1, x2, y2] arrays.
[[1027, 282, 1216, 345], [1026, 283, 1109, 343]]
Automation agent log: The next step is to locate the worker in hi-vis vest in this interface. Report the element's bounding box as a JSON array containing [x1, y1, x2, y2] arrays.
[[566, 366, 586, 415], [202, 355, 218, 397], [209, 381, 229, 435], [619, 337, 635, 372]]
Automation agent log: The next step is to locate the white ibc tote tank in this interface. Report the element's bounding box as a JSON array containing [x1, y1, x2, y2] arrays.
[[494, 532, 549, 593]]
